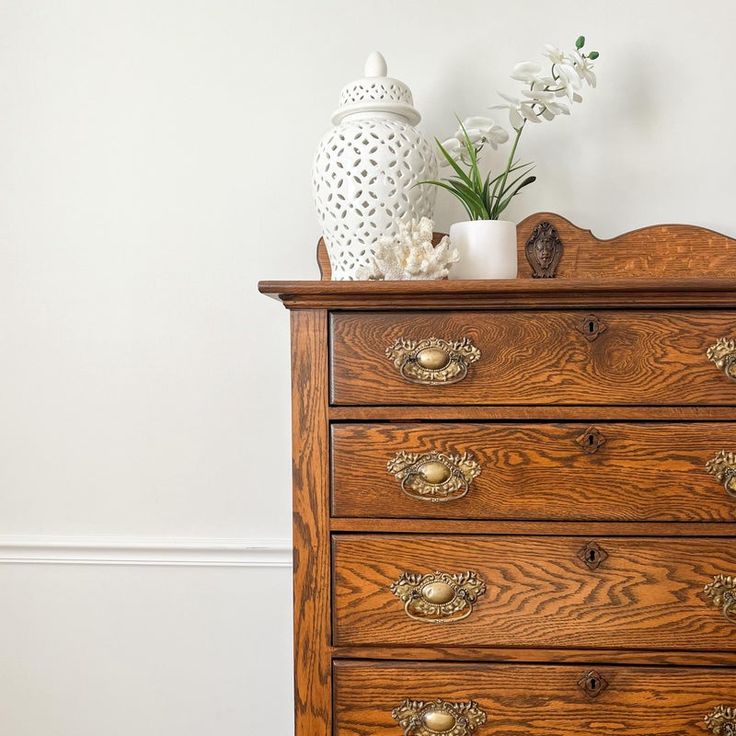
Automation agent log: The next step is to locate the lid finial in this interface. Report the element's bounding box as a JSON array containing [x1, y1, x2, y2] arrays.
[[364, 51, 387, 78]]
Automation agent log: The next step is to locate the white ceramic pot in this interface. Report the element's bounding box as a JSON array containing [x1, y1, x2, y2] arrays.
[[448, 220, 518, 280], [313, 52, 437, 280]]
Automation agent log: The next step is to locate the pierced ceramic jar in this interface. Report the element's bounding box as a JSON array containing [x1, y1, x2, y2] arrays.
[[313, 52, 437, 280]]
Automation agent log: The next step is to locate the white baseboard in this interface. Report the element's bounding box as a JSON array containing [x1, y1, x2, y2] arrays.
[[0, 535, 292, 568]]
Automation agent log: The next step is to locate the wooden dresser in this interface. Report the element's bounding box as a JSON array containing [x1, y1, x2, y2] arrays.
[[260, 212, 736, 736]]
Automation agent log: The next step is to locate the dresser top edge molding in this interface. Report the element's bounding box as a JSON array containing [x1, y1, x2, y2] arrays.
[[258, 278, 736, 310]]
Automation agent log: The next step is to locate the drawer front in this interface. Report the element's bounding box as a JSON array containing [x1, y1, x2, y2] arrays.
[[331, 422, 736, 521], [331, 310, 736, 405], [334, 661, 736, 736], [333, 535, 736, 650]]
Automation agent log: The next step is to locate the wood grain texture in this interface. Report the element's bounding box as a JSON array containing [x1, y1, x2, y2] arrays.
[[331, 422, 736, 521], [290, 309, 331, 734], [332, 646, 736, 667], [313, 212, 736, 282], [329, 405, 736, 421], [264, 252, 736, 731], [333, 661, 736, 736], [332, 535, 736, 650], [331, 310, 736, 406], [330, 518, 736, 537], [517, 212, 736, 279], [259, 277, 736, 310]]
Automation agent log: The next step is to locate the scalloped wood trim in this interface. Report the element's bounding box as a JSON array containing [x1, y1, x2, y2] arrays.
[[316, 213, 736, 280], [517, 212, 736, 279]]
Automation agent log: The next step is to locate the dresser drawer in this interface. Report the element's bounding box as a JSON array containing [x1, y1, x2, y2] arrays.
[[331, 422, 736, 521], [331, 310, 736, 405], [334, 661, 736, 736], [333, 535, 736, 650]]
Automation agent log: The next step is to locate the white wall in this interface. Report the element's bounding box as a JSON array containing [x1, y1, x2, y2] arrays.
[[1, 1, 735, 733]]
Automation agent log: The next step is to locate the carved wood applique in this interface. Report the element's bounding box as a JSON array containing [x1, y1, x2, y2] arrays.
[[525, 221, 564, 278]]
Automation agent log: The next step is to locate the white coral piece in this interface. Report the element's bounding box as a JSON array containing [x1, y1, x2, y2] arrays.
[[357, 217, 460, 280]]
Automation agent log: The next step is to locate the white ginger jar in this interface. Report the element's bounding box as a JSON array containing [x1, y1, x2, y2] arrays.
[[313, 51, 437, 280]]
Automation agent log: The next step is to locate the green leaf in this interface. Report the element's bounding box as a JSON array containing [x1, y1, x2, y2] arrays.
[[576, 35, 585, 49], [489, 164, 526, 214], [417, 180, 476, 220], [588, 51, 599, 60], [448, 179, 490, 219], [487, 161, 529, 210], [456, 118, 483, 193], [495, 175, 537, 217], [434, 137, 475, 189], [496, 163, 535, 200], [482, 170, 494, 212], [443, 179, 486, 219]]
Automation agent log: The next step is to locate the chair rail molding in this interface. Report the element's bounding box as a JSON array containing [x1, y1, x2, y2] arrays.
[[0, 535, 292, 568]]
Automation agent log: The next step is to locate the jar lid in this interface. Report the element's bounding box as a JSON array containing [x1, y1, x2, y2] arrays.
[[331, 51, 421, 125]]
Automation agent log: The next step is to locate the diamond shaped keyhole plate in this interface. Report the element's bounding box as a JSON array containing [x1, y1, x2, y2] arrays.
[[577, 314, 607, 342], [576, 427, 607, 454], [577, 541, 609, 571], [577, 670, 609, 699]]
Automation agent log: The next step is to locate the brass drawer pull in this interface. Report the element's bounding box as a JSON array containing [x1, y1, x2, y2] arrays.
[[387, 451, 481, 503], [390, 570, 486, 623], [386, 337, 481, 385], [707, 338, 736, 381], [704, 575, 736, 622], [705, 706, 736, 735], [706, 451, 736, 498], [392, 698, 487, 736]]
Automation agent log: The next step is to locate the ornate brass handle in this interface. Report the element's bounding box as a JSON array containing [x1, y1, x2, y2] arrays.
[[387, 451, 481, 503], [705, 706, 736, 735], [390, 570, 486, 623], [386, 337, 481, 385], [704, 575, 736, 623], [707, 338, 736, 381], [392, 699, 487, 736], [706, 451, 736, 498]]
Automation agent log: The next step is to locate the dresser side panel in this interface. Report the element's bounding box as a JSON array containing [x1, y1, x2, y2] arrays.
[[290, 309, 331, 735]]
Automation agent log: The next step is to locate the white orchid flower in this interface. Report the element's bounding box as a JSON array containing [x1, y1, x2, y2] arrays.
[[510, 61, 543, 83], [438, 137, 465, 167], [543, 44, 569, 65], [548, 63, 581, 101], [571, 51, 596, 87], [522, 89, 570, 116], [492, 93, 525, 130], [519, 102, 542, 123], [456, 116, 509, 150]]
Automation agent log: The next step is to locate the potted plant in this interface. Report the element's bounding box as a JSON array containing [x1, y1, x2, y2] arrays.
[[422, 36, 600, 279]]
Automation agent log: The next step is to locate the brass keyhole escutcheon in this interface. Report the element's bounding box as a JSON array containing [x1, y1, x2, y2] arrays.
[[576, 314, 607, 342], [578, 670, 609, 699], [576, 426, 606, 454], [577, 541, 608, 571]]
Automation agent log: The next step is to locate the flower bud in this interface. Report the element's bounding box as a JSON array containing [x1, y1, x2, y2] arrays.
[[575, 35, 585, 49], [588, 51, 600, 60]]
